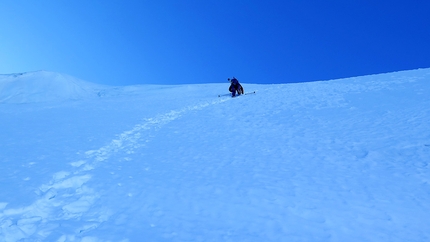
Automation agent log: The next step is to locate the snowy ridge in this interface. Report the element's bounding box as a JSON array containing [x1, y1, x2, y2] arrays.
[[0, 71, 104, 103], [0, 68, 430, 241]]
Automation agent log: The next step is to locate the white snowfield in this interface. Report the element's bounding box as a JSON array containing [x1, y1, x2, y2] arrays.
[[0, 69, 429, 241], [0, 71, 104, 104]]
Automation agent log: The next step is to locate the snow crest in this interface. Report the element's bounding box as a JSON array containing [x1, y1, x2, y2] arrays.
[[0, 71, 102, 103]]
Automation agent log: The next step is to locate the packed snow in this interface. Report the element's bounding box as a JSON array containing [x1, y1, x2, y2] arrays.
[[0, 69, 429, 241]]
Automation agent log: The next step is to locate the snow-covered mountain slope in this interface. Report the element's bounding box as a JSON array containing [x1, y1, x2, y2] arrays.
[[0, 69, 429, 241], [0, 71, 104, 103]]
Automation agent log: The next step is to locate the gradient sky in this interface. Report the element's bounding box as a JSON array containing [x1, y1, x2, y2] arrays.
[[1, 0, 429, 85]]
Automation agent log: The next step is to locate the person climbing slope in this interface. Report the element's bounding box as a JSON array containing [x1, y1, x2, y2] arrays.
[[228, 77, 244, 97]]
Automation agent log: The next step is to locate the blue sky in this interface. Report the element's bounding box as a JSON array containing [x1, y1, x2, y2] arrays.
[[1, 0, 429, 85]]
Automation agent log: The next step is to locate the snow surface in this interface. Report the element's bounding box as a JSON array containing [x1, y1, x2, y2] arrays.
[[0, 69, 429, 241], [0, 71, 103, 104]]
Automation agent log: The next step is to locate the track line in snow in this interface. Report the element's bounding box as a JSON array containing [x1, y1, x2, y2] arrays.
[[84, 97, 228, 164], [0, 97, 227, 241]]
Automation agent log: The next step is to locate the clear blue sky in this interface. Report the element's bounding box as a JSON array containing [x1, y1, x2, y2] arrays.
[[1, 0, 429, 85]]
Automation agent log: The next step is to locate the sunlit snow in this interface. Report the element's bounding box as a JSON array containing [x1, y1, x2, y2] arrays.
[[1, 70, 429, 241]]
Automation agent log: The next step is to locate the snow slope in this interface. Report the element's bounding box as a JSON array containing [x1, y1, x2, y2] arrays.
[[0, 69, 429, 241], [0, 71, 103, 104]]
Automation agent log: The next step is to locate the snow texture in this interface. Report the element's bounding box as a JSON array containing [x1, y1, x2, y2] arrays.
[[1, 69, 429, 241]]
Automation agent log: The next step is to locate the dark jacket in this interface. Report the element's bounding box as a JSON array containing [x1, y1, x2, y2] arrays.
[[229, 78, 244, 94]]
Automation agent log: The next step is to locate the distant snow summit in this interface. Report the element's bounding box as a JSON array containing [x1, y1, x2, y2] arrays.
[[0, 71, 103, 104]]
